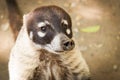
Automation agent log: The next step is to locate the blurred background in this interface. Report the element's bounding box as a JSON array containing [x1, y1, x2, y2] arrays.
[[0, 0, 120, 80]]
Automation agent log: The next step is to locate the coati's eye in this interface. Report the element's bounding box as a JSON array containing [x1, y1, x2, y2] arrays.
[[61, 19, 71, 35], [37, 21, 50, 32], [62, 23, 68, 28], [40, 26, 47, 32], [61, 19, 68, 28]]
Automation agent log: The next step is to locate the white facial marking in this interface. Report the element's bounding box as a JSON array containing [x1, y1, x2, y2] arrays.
[[66, 29, 71, 34], [44, 34, 62, 54], [37, 22, 46, 28], [37, 31, 46, 37], [37, 21, 50, 28], [50, 34, 61, 50], [45, 20, 50, 25], [62, 19, 68, 25], [29, 31, 33, 39]]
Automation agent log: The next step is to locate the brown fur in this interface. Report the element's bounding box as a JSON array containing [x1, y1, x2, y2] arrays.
[[6, 0, 23, 39], [29, 49, 74, 80]]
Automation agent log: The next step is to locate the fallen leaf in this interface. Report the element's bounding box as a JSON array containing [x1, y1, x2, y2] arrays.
[[80, 25, 100, 33]]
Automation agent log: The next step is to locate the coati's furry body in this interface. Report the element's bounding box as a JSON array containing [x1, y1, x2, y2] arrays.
[[9, 21, 90, 80], [7, 1, 90, 80]]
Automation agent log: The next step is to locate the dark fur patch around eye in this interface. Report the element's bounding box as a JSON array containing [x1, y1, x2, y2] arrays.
[[28, 24, 56, 45], [26, 5, 73, 45]]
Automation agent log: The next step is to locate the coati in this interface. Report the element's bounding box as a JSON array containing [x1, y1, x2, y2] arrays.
[[6, 0, 90, 80]]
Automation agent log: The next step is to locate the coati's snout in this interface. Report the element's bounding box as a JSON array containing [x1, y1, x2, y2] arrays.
[[62, 39, 75, 51], [50, 33, 75, 52], [59, 33, 75, 51], [24, 5, 75, 53]]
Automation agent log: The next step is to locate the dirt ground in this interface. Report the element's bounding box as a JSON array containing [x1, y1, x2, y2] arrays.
[[0, 0, 120, 80]]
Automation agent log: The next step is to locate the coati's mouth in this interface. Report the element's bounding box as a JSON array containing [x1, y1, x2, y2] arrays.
[[55, 50, 65, 53]]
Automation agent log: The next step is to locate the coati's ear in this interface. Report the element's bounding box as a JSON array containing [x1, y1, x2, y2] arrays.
[[23, 12, 33, 26], [23, 14, 29, 26]]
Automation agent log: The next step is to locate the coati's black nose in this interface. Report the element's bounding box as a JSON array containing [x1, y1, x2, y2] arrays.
[[62, 40, 75, 51]]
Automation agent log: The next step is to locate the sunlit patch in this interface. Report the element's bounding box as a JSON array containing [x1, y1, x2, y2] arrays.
[[66, 29, 71, 34], [62, 19, 68, 25], [78, 6, 103, 20], [29, 31, 33, 39], [37, 31, 46, 37]]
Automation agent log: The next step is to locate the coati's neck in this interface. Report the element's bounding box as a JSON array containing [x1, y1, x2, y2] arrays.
[[30, 49, 74, 80]]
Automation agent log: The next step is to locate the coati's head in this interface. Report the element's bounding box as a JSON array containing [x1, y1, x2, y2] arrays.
[[24, 5, 75, 53]]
